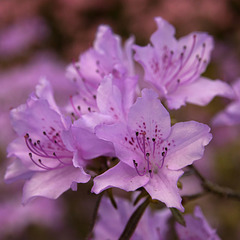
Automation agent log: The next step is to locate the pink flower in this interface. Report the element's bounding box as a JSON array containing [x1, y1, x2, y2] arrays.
[[212, 78, 240, 126], [66, 25, 137, 117], [93, 196, 171, 240], [94, 196, 220, 239], [134, 17, 234, 109], [0, 197, 63, 237], [92, 89, 212, 211], [5, 79, 90, 204], [176, 206, 220, 240]]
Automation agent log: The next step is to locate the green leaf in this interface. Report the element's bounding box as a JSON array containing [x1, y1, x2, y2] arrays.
[[170, 207, 186, 227], [119, 196, 151, 240], [133, 189, 148, 206], [107, 188, 118, 209]]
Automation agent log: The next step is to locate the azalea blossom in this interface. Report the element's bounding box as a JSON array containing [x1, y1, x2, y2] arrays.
[[212, 78, 240, 126], [92, 89, 212, 211], [66, 25, 138, 117], [0, 196, 62, 237], [133, 17, 234, 109], [93, 196, 171, 240], [5, 79, 90, 204], [176, 206, 220, 240], [94, 196, 220, 240]]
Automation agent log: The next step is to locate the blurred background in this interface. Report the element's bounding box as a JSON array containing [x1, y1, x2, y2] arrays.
[[1, 0, 240, 239]]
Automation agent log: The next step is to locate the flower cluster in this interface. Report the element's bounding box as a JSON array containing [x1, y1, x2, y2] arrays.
[[5, 17, 236, 238]]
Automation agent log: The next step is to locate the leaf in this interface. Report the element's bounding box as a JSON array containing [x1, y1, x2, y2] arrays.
[[107, 188, 118, 209], [119, 196, 151, 240], [170, 207, 186, 227], [133, 189, 148, 206]]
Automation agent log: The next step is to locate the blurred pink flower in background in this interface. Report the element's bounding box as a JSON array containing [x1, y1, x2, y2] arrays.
[[0, 197, 63, 237], [0, 17, 49, 58]]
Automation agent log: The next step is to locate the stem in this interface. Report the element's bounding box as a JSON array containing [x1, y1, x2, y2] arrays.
[[182, 192, 206, 205], [190, 165, 240, 201], [119, 196, 151, 240], [86, 192, 104, 239]]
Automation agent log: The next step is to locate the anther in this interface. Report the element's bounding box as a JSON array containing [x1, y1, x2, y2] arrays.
[[136, 132, 139, 136], [43, 131, 46, 135], [152, 138, 155, 142]]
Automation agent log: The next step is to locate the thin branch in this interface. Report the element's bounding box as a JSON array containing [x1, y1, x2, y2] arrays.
[[189, 165, 240, 201], [182, 192, 207, 205]]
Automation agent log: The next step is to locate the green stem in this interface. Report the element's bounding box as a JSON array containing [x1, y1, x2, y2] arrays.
[[86, 192, 104, 239], [119, 196, 151, 240]]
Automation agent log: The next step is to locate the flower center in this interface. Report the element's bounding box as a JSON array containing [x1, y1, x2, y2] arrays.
[[24, 128, 72, 171], [124, 123, 175, 178], [150, 34, 208, 94]]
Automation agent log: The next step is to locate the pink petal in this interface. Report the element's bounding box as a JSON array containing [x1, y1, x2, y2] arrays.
[[128, 88, 171, 139], [167, 77, 234, 109], [144, 168, 184, 211], [96, 74, 125, 121], [22, 166, 90, 204], [92, 162, 149, 194], [4, 159, 34, 183], [166, 121, 212, 170], [151, 17, 177, 51]]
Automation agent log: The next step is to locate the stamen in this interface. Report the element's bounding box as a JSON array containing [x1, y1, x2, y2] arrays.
[[133, 160, 146, 176], [69, 96, 81, 118]]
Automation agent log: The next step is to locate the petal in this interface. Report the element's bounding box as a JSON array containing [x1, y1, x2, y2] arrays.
[[94, 25, 122, 60], [178, 32, 214, 75], [166, 121, 212, 170], [128, 88, 171, 139], [34, 78, 60, 114], [4, 159, 34, 183], [7, 137, 38, 170], [63, 123, 115, 159], [124, 36, 135, 75], [96, 74, 125, 121], [133, 44, 166, 95], [151, 17, 177, 51], [144, 168, 184, 211], [96, 122, 143, 166], [167, 77, 235, 109], [22, 166, 90, 204], [92, 162, 149, 194], [10, 99, 65, 138], [212, 102, 240, 126]]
